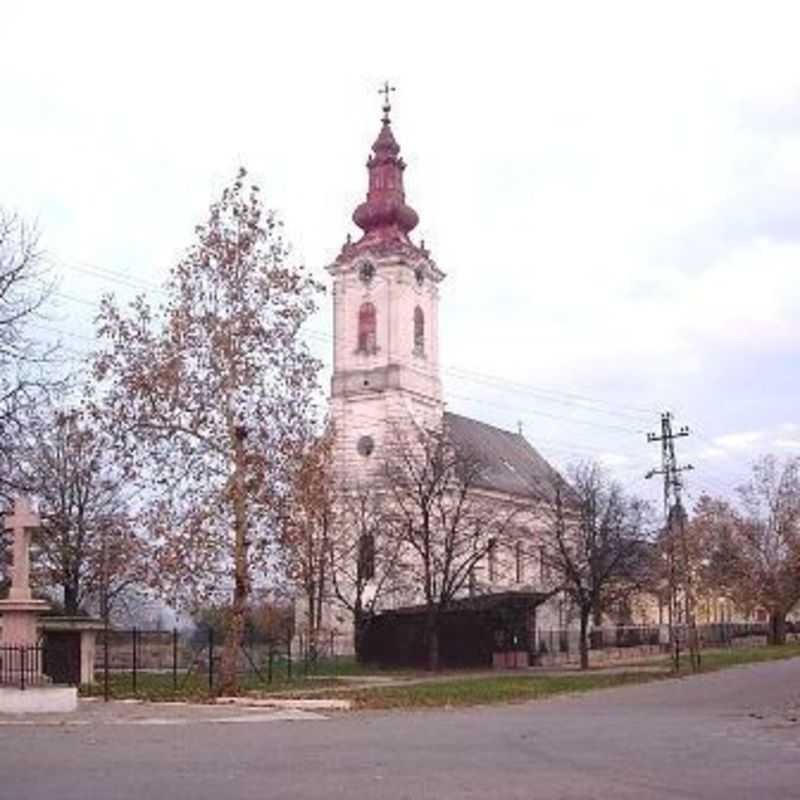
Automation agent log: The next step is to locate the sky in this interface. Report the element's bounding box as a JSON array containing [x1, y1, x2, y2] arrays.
[[2, 0, 799, 509]]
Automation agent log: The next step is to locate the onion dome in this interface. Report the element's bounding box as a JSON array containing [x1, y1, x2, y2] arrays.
[[352, 85, 419, 242]]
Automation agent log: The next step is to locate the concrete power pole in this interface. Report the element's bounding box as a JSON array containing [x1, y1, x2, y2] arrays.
[[646, 412, 700, 672]]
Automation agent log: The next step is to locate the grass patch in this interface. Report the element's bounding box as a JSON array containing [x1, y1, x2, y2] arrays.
[[671, 641, 800, 674], [81, 644, 800, 707], [81, 671, 347, 701], [337, 672, 663, 710], [325, 643, 800, 711], [81, 656, 414, 701]]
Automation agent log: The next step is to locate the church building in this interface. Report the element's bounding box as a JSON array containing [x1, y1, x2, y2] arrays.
[[323, 90, 566, 665]]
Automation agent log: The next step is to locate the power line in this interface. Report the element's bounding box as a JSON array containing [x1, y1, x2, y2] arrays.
[[446, 391, 645, 435], [32, 307, 658, 450], [31, 294, 770, 496], [45, 256, 662, 422]]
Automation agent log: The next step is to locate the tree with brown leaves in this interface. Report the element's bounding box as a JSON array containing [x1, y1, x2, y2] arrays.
[[93, 170, 323, 693], [280, 425, 336, 662], [689, 494, 753, 620], [735, 455, 800, 644]]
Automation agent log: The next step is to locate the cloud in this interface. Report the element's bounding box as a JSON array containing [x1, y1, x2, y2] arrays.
[[773, 438, 800, 450], [597, 453, 632, 468], [1, 1, 799, 510], [713, 432, 765, 450], [696, 447, 728, 461]]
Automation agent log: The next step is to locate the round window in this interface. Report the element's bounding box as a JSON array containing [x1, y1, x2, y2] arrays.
[[357, 435, 375, 457]]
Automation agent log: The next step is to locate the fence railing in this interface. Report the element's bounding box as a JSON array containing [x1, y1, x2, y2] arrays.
[[534, 625, 662, 660], [0, 644, 48, 690], [698, 621, 771, 645], [87, 627, 347, 701], [531, 622, 795, 665]]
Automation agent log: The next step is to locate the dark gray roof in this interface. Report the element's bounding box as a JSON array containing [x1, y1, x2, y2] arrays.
[[385, 591, 551, 616], [443, 412, 563, 501]]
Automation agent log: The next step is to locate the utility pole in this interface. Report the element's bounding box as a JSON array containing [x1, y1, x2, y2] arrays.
[[646, 412, 699, 672]]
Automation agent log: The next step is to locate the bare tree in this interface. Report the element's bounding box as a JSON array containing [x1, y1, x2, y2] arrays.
[[11, 403, 144, 617], [383, 425, 519, 670], [0, 209, 57, 496], [329, 480, 407, 662], [541, 462, 652, 670], [734, 455, 800, 645], [282, 425, 407, 662], [92, 169, 323, 694]]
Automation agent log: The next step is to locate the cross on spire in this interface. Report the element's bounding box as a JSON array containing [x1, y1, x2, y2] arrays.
[[379, 81, 395, 124]]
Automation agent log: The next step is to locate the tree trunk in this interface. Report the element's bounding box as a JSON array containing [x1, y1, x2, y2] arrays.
[[219, 566, 248, 695], [63, 582, 80, 616], [592, 600, 603, 628], [353, 607, 369, 664], [307, 590, 318, 663], [767, 610, 787, 646], [314, 544, 326, 662], [579, 607, 590, 670], [589, 599, 604, 650], [219, 447, 250, 696], [426, 610, 440, 671]]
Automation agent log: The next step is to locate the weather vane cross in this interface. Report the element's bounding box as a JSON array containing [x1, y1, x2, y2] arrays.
[[379, 81, 395, 123]]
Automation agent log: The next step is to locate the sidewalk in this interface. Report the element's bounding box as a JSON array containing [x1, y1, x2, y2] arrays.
[[0, 697, 330, 727]]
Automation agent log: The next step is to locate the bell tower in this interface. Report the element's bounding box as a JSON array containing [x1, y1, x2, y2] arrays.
[[328, 86, 445, 481]]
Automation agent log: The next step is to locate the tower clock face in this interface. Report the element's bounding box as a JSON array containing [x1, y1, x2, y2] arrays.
[[359, 261, 375, 284]]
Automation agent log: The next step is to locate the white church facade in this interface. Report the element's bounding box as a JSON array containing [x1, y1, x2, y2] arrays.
[[318, 92, 572, 661]]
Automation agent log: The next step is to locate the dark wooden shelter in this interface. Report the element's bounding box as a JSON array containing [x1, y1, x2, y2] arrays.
[[361, 591, 549, 669]]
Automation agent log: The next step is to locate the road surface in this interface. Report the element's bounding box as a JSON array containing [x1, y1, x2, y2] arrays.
[[1, 657, 799, 799]]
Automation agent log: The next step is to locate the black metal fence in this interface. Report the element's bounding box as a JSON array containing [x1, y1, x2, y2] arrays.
[[533, 626, 664, 665], [533, 621, 798, 666], [89, 627, 346, 701], [699, 622, 769, 646], [0, 644, 48, 690]]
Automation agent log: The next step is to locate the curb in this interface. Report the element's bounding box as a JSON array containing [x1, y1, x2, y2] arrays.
[[216, 696, 352, 711]]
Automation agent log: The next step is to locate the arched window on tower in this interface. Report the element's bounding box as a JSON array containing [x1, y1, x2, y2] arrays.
[[413, 306, 425, 355], [357, 302, 377, 353]]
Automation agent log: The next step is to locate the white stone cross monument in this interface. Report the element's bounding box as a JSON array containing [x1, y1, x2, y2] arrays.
[[1, 497, 50, 647], [0, 498, 79, 711]]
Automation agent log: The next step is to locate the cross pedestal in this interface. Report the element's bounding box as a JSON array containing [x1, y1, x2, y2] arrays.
[[0, 499, 78, 710], [1, 497, 50, 649]]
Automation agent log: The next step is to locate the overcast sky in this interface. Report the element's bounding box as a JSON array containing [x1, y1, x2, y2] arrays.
[[2, 1, 799, 507]]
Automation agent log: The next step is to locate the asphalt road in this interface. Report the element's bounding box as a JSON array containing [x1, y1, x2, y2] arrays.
[[1, 658, 799, 800]]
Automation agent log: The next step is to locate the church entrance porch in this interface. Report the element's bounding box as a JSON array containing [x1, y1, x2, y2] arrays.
[[360, 591, 548, 669]]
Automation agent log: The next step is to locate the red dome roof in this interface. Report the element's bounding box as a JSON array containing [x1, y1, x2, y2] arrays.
[[351, 114, 419, 242]]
